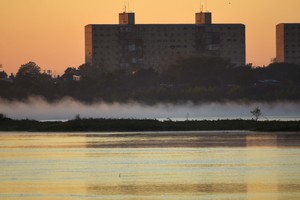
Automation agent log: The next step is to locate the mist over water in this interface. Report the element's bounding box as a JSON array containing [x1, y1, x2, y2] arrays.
[[1, 97, 300, 121]]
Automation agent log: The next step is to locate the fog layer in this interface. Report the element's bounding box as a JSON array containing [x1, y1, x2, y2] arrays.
[[1, 97, 300, 121]]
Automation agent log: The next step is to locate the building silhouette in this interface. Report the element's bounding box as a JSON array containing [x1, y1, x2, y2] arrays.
[[85, 11, 245, 72], [276, 23, 300, 64]]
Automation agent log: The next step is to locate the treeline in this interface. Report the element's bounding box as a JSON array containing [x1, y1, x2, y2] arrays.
[[1, 116, 300, 132], [1, 57, 300, 103]]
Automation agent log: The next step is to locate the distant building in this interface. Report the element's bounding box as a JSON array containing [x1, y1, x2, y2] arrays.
[[85, 11, 245, 72], [72, 75, 81, 82], [276, 23, 300, 64]]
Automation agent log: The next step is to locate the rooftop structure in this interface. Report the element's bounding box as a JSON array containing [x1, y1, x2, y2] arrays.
[[85, 11, 246, 72], [195, 12, 212, 25]]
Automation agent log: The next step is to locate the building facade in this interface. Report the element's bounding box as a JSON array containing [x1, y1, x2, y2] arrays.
[[276, 23, 300, 64], [85, 12, 245, 72]]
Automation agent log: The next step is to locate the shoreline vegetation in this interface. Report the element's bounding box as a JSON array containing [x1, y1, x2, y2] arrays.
[[1, 116, 300, 132], [1, 57, 300, 133], [1, 58, 300, 104]]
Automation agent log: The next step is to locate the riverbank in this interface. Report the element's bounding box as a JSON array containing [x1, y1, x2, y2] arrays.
[[1, 118, 300, 132]]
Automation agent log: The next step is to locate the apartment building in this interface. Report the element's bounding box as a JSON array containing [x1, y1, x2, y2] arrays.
[[85, 12, 245, 72], [276, 23, 300, 64]]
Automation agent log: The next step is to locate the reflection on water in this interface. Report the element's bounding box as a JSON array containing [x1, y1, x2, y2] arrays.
[[0, 132, 299, 199]]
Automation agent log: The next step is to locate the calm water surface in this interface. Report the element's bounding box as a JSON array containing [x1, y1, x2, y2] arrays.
[[0, 132, 299, 200]]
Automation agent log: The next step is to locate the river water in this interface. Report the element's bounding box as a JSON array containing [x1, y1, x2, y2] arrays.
[[0, 131, 299, 200]]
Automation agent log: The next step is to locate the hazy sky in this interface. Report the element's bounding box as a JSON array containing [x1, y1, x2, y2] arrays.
[[0, 0, 299, 75]]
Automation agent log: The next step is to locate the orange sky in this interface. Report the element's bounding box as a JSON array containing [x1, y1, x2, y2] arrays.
[[0, 0, 300, 75]]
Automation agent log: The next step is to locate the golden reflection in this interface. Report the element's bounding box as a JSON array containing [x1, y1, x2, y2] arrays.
[[85, 147, 248, 199], [246, 135, 278, 200], [247, 135, 278, 147], [0, 181, 86, 194], [0, 133, 88, 149], [84, 133, 248, 148], [0, 132, 299, 199], [88, 183, 247, 195]]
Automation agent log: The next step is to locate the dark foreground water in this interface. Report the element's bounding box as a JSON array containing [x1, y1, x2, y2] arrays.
[[0, 131, 299, 200]]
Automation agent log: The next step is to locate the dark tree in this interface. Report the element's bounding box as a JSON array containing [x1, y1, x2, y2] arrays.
[[77, 63, 105, 81], [163, 56, 233, 86], [0, 71, 7, 79], [15, 61, 42, 85], [251, 107, 262, 121], [61, 67, 78, 81]]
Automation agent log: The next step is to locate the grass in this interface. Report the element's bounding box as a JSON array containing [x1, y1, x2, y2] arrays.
[[1, 117, 300, 132]]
